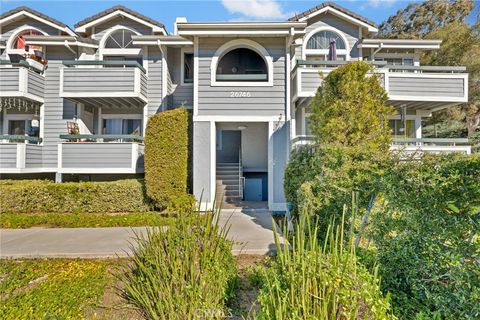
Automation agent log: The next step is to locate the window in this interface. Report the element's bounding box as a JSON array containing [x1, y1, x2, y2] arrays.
[[12, 29, 43, 50], [389, 119, 415, 138], [103, 119, 142, 135], [306, 30, 346, 50], [305, 114, 313, 136], [8, 119, 39, 142], [375, 58, 414, 66], [216, 48, 268, 82], [183, 52, 193, 84], [104, 29, 137, 49]]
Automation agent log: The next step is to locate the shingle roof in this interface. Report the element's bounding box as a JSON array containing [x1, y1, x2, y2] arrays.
[[0, 6, 70, 29], [74, 5, 165, 29], [288, 1, 376, 28]]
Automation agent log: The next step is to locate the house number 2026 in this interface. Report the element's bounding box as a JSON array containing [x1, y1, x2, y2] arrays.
[[230, 91, 251, 98]]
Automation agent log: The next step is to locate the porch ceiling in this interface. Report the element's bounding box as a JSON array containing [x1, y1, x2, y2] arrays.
[[65, 97, 146, 109], [387, 100, 461, 112]]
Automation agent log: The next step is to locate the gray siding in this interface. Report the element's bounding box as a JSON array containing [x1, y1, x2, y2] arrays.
[[167, 47, 193, 108], [301, 12, 360, 60], [301, 71, 323, 92], [197, 37, 286, 116], [388, 76, 465, 98], [61, 143, 136, 168], [146, 48, 163, 116], [0, 68, 20, 91], [193, 121, 213, 204], [272, 122, 287, 205], [27, 70, 45, 98], [62, 67, 140, 94], [25, 144, 43, 168], [43, 48, 77, 168], [0, 144, 17, 168]]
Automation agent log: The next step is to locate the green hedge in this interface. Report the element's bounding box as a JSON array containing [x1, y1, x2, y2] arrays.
[[0, 179, 151, 213], [144, 108, 192, 209]]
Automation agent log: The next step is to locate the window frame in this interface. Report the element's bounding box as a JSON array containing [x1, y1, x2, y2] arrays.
[[98, 26, 143, 61], [181, 48, 194, 86], [101, 114, 143, 135], [6, 26, 46, 55], [210, 39, 273, 87], [302, 26, 350, 61]]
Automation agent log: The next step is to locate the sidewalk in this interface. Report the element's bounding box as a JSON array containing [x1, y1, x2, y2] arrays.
[[0, 208, 283, 259]]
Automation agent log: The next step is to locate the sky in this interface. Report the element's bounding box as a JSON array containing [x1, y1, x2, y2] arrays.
[[1, 0, 479, 33]]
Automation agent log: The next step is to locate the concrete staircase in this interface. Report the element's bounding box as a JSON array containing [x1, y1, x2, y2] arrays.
[[216, 162, 242, 204]]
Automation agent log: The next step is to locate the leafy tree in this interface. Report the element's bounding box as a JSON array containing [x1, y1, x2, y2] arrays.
[[378, 0, 474, 39]]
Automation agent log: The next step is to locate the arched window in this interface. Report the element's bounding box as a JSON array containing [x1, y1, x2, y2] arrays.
[[12, 29, 43, 50], [216, 48, 268, 82], [104, 29, 137, 49], [306, 30, 346, 50]]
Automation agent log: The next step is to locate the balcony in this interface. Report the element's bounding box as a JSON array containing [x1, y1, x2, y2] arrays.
[[60, 61, 147, 108], [0, 136, 43, 173], [291, 135, 471, 155], [0, 62, 45, 106], [292, 61, 468, 109], [58, 135, 144, 174]]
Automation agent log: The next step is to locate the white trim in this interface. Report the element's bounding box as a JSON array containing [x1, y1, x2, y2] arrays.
[[285, 37, 291, 121], [131, 142, 138, 171], [57, 143, 62, 169], [0, 167, 56, 174], [297, 6, 378, 33], [180, 47, 194, 86], [5, 25, 47, 53], [178, 30, 292, 36], [302, 26, 350, 61], [39, 103, 45, 142], [267, 121, 274, 210], [210, 121, 216, 207], [98, 25, 142, 60], [101, 113, 142, 119], [160, 43, 168, 111], [25, 39, 98, 48], [101, 48, 143, 56], [59, 91, 148, 102], [0, 10, 76, 36], [210, 39, 273, 87], [193, 36, 199, 116], [57, 168, 143, 174], [194, 115, 281, 122], [75, 10, 167, 34]]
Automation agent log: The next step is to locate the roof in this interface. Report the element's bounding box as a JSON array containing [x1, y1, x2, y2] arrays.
[[288, 2, 377, 28], [74, 5, 165, 30], [0, 6, 76, 35]]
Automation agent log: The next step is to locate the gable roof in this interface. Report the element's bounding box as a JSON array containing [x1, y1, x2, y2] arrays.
[[288, 2, 377, 32], [0, 6, 76, 36], [74, 5, 166, 34]]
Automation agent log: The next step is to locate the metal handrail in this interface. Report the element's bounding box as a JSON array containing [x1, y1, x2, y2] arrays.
[[387, 65, 466, 73], [0, 135, 42, 143], [59, 134, 144, 143], [62, 60, 146, 73], [393, 138, 470, 146]]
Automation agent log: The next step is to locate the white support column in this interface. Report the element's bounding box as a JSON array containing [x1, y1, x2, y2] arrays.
[[131, 143, 139, 172], [55, 172, 63, 183], [267, 121, 274, 210], [97, 107, 102, 134], [210, 121, 216, 207], [16, 143, 26, 169], [39, 104, 45, 143], [415, 117, 422, 139], [193, 36, 199, 116]]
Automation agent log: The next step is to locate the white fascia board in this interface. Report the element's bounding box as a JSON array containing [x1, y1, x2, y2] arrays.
[[297, 7, 378, 33], [0, 11, 76, 36], [75, 11, 167, 35], [132, 40, 193, 46], [178, 30, 291, 36], [25, 40, 98, 48], [177, 22, 305, 29]]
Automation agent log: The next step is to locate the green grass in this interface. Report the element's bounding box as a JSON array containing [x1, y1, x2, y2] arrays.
[[0, 212, 175, 229], [0, 259, 117, 320]]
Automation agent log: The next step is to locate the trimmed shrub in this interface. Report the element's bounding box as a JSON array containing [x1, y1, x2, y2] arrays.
[[145, 108, 192, 209], [0, 179, 151, 213], [122, 211, 237, 319], [256, 211, 396, 319]]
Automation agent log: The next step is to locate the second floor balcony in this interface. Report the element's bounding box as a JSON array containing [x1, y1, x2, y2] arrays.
[[0, 61, 45, 105], [292, 61, 468, 106], [59, 60, 148, 108]]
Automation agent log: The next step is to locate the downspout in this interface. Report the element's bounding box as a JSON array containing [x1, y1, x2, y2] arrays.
[[64, 40, 76, 56]]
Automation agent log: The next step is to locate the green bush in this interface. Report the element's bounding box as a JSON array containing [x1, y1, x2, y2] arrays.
[[256, 211, 396, 319], [366, 153, 480, 319], [0, 179, 150, 213], [122, 211, 237, 319], [145, 108, 192, 209], [283, 145, 319, 208]]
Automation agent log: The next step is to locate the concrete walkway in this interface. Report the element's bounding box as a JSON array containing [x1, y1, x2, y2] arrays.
[[0, 207, 283, 259]]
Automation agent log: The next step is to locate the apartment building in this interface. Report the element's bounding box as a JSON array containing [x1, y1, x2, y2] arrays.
[[0, 3, 470, 210]]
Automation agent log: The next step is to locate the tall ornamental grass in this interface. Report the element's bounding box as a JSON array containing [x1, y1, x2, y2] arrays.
[[256, 207, 396, 320], [122, 210, 237, 319]]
